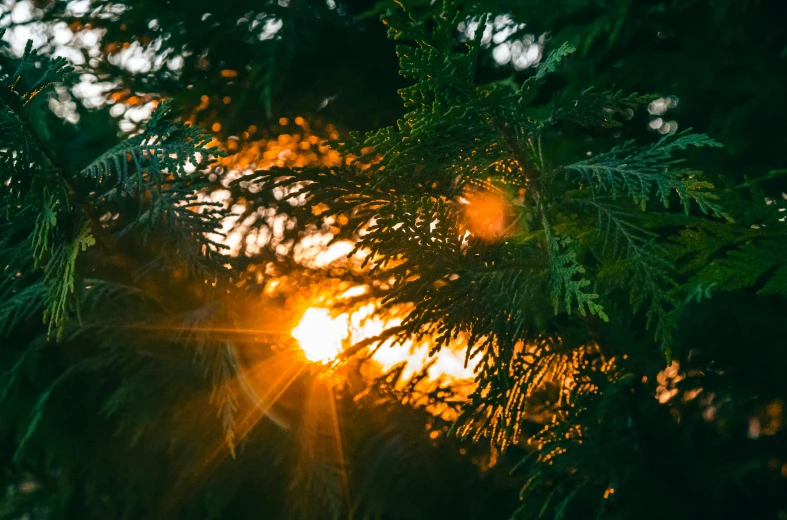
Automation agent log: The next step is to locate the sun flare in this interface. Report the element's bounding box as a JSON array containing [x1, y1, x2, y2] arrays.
[[292, 308, 349, 363], [293, 301, 478, 390]]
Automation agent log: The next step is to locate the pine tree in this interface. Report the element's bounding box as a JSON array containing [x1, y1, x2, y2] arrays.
[[2, 0, 787, 519]]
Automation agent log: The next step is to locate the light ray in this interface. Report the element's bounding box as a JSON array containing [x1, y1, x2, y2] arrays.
[[326, 382, 352, 511], [119, 323, 288, 342], [296, 378, 352, 514], [161, 351, 304, 517]]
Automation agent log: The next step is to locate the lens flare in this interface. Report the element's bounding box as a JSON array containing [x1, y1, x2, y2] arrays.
[[291, 301, 479, 420], [292, 308, 349, 363], [460, 189, 514, 242]]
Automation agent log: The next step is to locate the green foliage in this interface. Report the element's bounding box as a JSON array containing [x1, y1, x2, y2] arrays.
[[41, 222, 95, 338], [2, 0, 787, 519], [242, 2, 725, 446], [550, 89, 656, 129], [82, 100, 216, 191], [564, 131, 724, 214], [238, 3, 787, 517], [0, 31, 245, 508], [0, 33, 84, 338], [0, 40, 226, 337], [672, 178, 787, 298], [81, 101, 228, 270], [543, 231, 607, 320], [531, 41, 574, 82]]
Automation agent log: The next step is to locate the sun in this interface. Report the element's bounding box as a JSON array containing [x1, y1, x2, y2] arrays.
[[292, 308, 349, 363]]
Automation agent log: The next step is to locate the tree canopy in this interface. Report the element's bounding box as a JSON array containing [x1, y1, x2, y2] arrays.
[[1, 1, 786, 519]]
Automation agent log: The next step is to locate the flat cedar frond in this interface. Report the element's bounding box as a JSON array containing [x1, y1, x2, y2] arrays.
[[233, 165, 388, 238], [111, 176, 229, 269], [42, 222, 95, 339], [550, 88, 656, 128], [572, 195, 676, 343], [671, 181, 787, 299], [0, 97, 72, 271], [542, 227, 608, 321], [173, 304, 242, 457], [6, 38, 73, 105], [695, 238, 787, 295], [82, 100, 218, 193], [564, 130, 724, 215], [207, 343, 240, 458], [454, 338, 614, 450], [530, 42, 575, 83]]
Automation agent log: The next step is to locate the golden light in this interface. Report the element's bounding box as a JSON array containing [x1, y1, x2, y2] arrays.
[[205, 114, 478, 385], [459, 188, 515, 242], [293, 300, 478, 398], [292, 308, 349, 363]]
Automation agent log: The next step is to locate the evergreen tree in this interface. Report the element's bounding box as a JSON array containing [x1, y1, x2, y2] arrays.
[[1, 1, 786, 519]]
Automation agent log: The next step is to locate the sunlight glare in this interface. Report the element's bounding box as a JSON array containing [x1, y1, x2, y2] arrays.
[[292, 308, 349, 363]]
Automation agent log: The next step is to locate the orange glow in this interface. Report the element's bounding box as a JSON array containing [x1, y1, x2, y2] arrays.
[[293, 300, 478, 396], [214, 122, 346, 173], [163, 351, 304, 515], [460, 189, 514, 242], [298, 379, 352, 510], [292, 308, 349, 363], [204, 115, 473, 388], [338, 285, 368, 299]]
